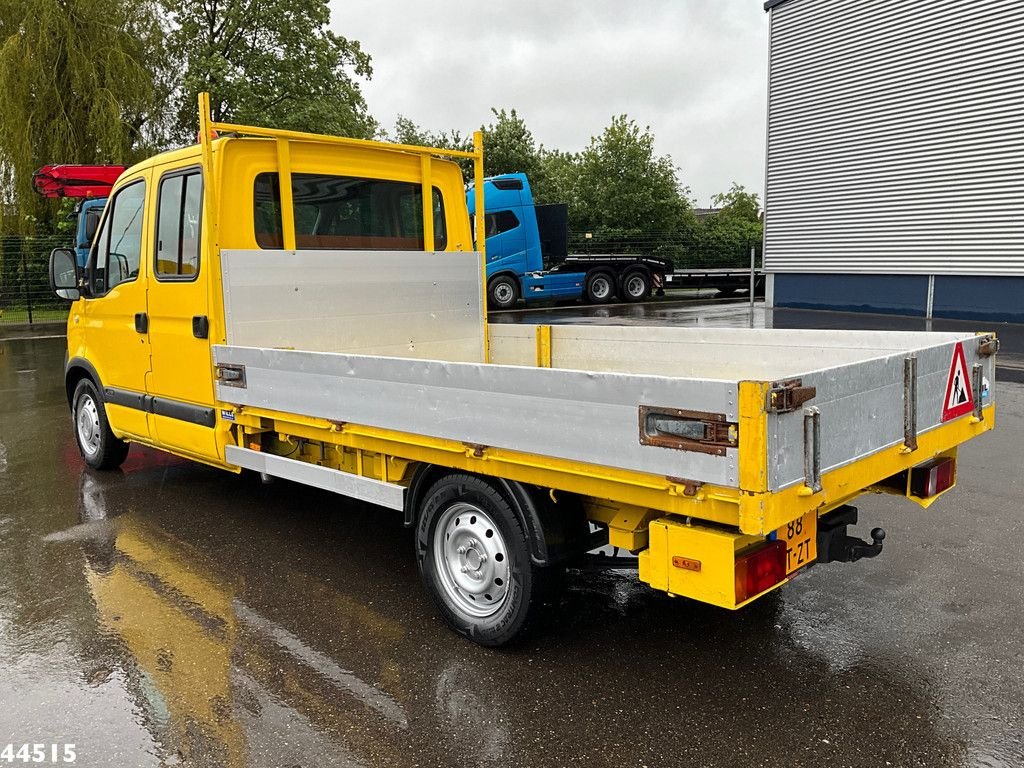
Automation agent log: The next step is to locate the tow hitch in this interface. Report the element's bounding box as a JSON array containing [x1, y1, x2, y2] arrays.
[[816, 505, 886, 563]]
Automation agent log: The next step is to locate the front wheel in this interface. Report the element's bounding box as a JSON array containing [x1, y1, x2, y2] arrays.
[[416, 474, 542, 646], [72, 379, 129, 470], [487, 275, 520, 310]]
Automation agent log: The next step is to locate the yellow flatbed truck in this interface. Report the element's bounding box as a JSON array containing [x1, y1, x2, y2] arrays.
[[49, 95, 997, 645]]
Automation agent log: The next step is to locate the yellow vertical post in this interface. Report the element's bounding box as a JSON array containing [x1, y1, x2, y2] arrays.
[[473, 130, 488, 362], [197, 92, 222, 346], [420, 154, 434, 252], [197, 92, 218, 236], [737, 380, 770, 534], [535, 325, 552, 367], [276, 139, 296, 251]]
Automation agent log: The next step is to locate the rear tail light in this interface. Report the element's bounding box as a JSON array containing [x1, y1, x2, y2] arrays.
[[910, 457, 956, 498], [735, 540, 787, 604]]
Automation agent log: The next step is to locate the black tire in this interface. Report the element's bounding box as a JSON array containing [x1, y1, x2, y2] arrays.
[[620, 268, 651, 303], [487, 275, 520, 310], [584, 270, 616, 304], [72, 378, 129, 470], [416, 473, 543, 646]]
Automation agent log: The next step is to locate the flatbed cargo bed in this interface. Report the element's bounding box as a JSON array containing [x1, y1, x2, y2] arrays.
[[213, 248, 995, 535]]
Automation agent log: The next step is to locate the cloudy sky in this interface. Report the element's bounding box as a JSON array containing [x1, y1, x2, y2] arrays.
[[330, 1, 768, 207]]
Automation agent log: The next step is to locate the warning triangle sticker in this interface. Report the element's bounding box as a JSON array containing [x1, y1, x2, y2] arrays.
[[941, 341, 974, 422]]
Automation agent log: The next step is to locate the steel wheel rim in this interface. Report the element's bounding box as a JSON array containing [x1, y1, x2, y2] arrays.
[[493, 281, 514, 305], [77, 394, 101, 457], [592, 277, 611, 299], [433, 501, 511, 619], [626, 275, 646, 297]]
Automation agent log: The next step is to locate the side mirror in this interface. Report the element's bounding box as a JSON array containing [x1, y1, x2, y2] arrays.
[[49, 248, 81, 301]]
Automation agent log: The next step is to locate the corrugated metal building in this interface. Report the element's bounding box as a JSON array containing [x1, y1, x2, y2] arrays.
[[763, 0, 1024, 322]]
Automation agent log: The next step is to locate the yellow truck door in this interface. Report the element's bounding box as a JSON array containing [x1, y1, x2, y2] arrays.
[[145, 165, 218, 460], [78, 175, 152, 441]]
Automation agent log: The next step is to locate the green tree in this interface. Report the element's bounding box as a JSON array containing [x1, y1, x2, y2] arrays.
[[569, 115, 692, 257], [694, 183, 763, 267], [480, 108, 542, 180], [712, 183, 761, 223], [0, 0, 167, 233], [387, 115, 473, 177], [535, 149, 579, 207], [166, 0, 376, 141]]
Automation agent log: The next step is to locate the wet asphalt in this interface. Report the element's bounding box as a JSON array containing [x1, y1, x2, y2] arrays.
[[1, 303, 1022, 768]]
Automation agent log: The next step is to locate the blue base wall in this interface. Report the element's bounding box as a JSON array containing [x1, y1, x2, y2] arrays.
[[773, 274, 1024, 323]]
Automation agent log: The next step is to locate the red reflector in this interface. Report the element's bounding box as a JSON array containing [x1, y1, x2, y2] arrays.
[[910, 457, 956, 498], [735, 540, 787, 604]]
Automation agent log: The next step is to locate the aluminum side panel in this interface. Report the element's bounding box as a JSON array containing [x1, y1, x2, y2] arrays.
[[768, 334, 995, 490], [221, 249, 485, 362], [214, 346, 741, 486]]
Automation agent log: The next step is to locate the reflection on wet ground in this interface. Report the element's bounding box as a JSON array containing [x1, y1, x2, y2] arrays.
[[1, 332, 1022, 767]]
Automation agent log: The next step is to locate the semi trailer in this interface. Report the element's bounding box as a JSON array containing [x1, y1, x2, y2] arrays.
[[471, 172, 764, 308], [49, 95, 997, 646]]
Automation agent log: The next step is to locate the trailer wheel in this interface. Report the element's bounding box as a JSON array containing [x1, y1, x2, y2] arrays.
[[584, 270, 615, 304], [72, 379, 129, 470], [487, 275, 520, 310], [416, 473, 542, 646], [620, 269, 651, 302]]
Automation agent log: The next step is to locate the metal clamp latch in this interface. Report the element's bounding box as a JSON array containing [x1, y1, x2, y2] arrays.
[[767, 379, 817, 413], [215, 364, 247, 388], [977, 335, 1000, 357]]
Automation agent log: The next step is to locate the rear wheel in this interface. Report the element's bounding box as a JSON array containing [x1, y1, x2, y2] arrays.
[[416, 473, 542, 646], [584, 270, 615, 304], [488, 275, 520, 310], [72, 378, 129, 470], [620, 269, 651, 303]]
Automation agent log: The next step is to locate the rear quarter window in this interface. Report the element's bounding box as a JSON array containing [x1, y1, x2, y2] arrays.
[[254, 173, 446, 251]]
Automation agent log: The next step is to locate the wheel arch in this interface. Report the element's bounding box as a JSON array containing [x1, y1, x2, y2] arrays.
[[487, 271, 521, 290], [405, 465, 587, 567], [65, 356, 102, 409]]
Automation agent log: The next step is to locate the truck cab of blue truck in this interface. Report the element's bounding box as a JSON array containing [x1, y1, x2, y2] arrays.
[[467, 173, 672, 309]]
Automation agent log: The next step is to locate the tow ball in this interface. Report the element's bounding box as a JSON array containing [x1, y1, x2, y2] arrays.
[[816, 505, 886, 564]]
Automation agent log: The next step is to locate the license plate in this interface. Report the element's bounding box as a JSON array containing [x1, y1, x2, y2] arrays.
[[776, 510, 817, 574]]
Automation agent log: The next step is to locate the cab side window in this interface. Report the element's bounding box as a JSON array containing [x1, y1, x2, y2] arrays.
[[94, 181, 146, 293], [156, 169, 203, 279], [254, 173, 447, 251], [485, 210, 519, 238]]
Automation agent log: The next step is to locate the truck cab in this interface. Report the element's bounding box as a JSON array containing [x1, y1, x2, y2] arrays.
[[467, 173, 553, 280], [74, 198, 106, 268]]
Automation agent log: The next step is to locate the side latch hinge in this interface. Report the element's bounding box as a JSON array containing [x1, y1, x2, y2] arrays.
[[766, 379, 817, 413]]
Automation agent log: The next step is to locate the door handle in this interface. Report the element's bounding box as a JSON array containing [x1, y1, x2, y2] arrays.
[[134, 312, 148, 334], [192, 315, 209, 339]]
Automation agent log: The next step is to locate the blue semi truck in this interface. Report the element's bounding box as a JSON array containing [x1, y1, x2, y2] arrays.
[[468, 173, 762, 309], [468, 173, 675, 309]]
